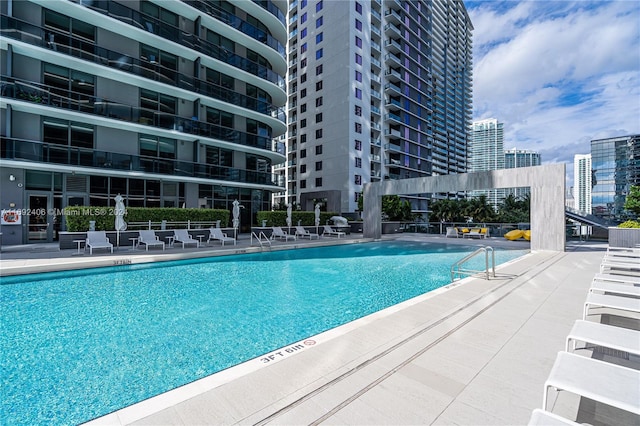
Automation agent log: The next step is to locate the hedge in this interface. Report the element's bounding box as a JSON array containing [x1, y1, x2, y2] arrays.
[[64, 207, 229, 232], [256, 211, 338, 227]]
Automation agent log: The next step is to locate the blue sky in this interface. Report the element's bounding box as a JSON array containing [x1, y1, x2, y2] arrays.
[[465, 0, 640, 187]]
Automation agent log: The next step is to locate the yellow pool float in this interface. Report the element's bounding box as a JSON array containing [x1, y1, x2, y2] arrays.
[[523, 230, 531, 241], [504, 229, 524, 241]]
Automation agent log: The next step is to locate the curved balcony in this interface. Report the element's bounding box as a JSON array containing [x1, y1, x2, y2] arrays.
[[1, 137, 283, 188], [0, 76, 277, 154], [251, 0, 286, 27], [0, 15, 285, 124], [181, 0, 285, 58]]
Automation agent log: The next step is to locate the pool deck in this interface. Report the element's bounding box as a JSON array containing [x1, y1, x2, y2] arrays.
[[2, 235, 638, 425]]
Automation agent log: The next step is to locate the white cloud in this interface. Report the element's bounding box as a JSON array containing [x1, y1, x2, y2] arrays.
[[468, 0, 640, 185]]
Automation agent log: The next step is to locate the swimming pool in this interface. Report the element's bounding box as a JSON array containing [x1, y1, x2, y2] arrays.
[[0, 241, 528, 425]]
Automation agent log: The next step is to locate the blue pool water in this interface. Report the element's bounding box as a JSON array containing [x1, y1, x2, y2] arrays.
[[1, 241, 528, 425]]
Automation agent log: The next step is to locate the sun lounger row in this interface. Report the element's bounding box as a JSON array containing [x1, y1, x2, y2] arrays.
[[529, 251, 640, 424], [270, 226, 343, 241]]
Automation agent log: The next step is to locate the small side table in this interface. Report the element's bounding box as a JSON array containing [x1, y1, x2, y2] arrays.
[[196, 235, 205, 247], [73, 239, 85, 256], [166, 235, 175, 248], [129, 237, 139, 251]]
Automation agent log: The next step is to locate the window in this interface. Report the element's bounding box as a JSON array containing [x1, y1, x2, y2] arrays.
[[355, 70, 362, 82], [301, 42, 307, 53], [316, 48, 323, 59], [355, 53, 362, 65], [315, 161, 322, 171], [301, 12, 307, 24], [316, 113, 323, 123], [315, 129, 323, 138], [316, 32, 323, 44], [301, 88, 307, 98], [355, 105, 362, 116], [300, 134, 307, 143], [316, 81, 323, 91], [316, 64, 323, 75], [301, 0, 307, 8], [316, 16, 323, 28], [355, 19, 362, 31], [140, 134, 177, 159], [355, 122, 362, 133], [300, 149, 307, 158], [316, 97, 323, 107], [355, 36, 362, 48], [355, 139, 362, 150], [300, 179, 306, 189], [300, 103, 307, 113], [355, 2, 362, 14], [300, 164, 306, 173], [355, 157, 362, 167], [301, 58, 307, 68], [355, 88, 362, 99], [300, 118, 307, 128], [300, 73, 307, 83], [301, 27, 307, 38], [316, 0, 323, 12], [355, 175, 362, 185], [315, 177, 322, 187], [315, 145, 323, 155]]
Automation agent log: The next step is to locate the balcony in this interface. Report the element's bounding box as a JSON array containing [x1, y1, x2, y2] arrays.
[[385, 38, 402, 54], [371, 105, 381, 115], [385, 97, 402, 110], [384, 9, 402, 26], [385, 128, 402, 138], [1, 137, 283, 187], [371, 122, 381, 131], [385, 67, 402, 83], [386, 112, 402, 123], [384, 82, 402, 94], [371, 57, 382, 70], [371, 89, 382, 100], [384, 52, 402, 66], [1, 76, 277, 153]]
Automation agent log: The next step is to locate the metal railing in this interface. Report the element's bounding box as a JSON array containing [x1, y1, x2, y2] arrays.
[[450, 246, 495, 281], [251, 231, 272, 247]]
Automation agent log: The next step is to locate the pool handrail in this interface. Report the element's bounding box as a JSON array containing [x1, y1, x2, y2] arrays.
[[450, 246, 495, 281], [251, 231, 272, 248]]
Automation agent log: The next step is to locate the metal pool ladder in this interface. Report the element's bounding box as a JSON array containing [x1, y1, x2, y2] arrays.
[[450, 246, 495, 281], [251, 231, 272, 248]]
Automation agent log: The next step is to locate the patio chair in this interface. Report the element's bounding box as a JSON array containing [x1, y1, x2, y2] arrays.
[[542, 351, 640, 415], [589, 280, 640, 298], [322, 225, 345, 238], [208, 227, 236, 246], [445, 227, 459, 238], [295, 226, 319, 240], [583, 292, 640, 320], [138, 230, 165, 251], [565, 319, 640, 355], [85, 231, 113, 255], [271, 226, 296, 241], [173, 229, 199, 248]]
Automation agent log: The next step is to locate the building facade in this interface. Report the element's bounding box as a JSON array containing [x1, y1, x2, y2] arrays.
[[591, 134, 640, 222], [275, 0, 473, 216], [504, 147, 540, 199], [469, 118, 504, 209], [0, 0, 288, 244], [573, 153, 592, 215]]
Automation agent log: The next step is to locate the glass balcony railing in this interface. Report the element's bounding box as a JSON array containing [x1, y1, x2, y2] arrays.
[[251, 0, 286, 27], [1, 137, 283, 187], [0, 15, 285, 122], [0, 75, 277, 153]]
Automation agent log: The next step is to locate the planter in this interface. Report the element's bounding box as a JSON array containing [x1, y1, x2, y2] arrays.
[[608, 227, 640, 248]]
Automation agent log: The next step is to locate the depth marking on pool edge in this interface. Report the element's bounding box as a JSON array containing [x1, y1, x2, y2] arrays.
[[259, 339, 316, 364]]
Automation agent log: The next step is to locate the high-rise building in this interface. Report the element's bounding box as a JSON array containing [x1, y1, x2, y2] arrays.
[[469, 118, 504, 209], [573, 154, 592, 215], [504, 148, 541, 199], [276, 0, 473, 216], [591, 134, 640, 221], [0, 0, 287, 245]]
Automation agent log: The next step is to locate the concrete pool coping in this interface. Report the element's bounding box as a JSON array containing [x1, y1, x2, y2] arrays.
[[3, 236, 633, 425]]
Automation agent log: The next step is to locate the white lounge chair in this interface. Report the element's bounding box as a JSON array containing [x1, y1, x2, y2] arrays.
[[599, 257, 640, 275], [295, 226, 319, 239], [208, 227, 235, 246], [173, 229, 199, 248], [543, 351, 640, 415], [85, 231, 113, 255], [271, 226, 296, 241], [589, 280, 640, 298], [322, 225, 345, 238], [592, 273, 640, 285], [445, 227, 459, 238], [583, 292, 640, 319], [528, 409, 580, 426], [565, 319, 640, 355], [138, 230, 165, 251]]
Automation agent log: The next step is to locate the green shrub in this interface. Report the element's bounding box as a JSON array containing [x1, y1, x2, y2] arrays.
[[256, 211, 337, 227], [618, 220, 640, 228], [64, 207, 229, 231]]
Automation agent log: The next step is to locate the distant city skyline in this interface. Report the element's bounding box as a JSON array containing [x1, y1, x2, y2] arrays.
[[466, 0, 640, 186]]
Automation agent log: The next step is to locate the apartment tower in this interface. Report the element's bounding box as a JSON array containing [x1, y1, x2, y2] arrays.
[[276, 0, 473, 216], [0, 0, 288, 245], [573, 153, 592, 215], [469, 118, 504, 209], [504, 148, 541, 199]]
